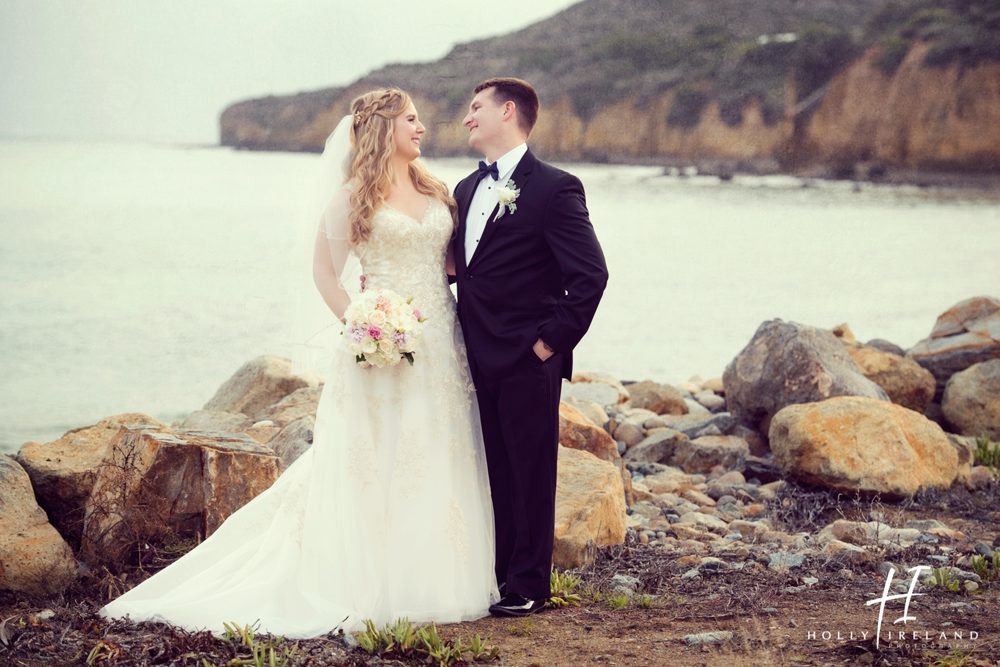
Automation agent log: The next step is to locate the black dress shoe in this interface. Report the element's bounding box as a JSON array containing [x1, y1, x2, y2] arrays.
[[489, 594, 546, 617]]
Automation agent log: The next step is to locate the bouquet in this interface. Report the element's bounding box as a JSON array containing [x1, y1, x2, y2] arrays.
[[343, 288, 427, 368]]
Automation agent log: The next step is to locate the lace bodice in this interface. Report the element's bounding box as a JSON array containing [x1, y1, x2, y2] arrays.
[[353, 198, 456, 323]]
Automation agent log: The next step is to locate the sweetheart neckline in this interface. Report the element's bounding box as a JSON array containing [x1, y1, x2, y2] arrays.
[[382, 196, 433, 223]]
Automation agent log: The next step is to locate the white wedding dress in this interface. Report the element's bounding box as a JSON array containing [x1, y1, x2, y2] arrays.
[[99, 197, 498, 638]]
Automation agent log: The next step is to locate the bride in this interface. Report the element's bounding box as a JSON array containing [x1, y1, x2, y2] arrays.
[[99, 88, 499, 638]]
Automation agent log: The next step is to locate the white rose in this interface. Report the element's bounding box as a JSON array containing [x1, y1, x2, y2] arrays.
[[370, 310, 387, 326], [496, 185, 515, 204]]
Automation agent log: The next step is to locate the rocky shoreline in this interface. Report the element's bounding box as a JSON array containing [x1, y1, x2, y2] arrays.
[[1, 295, 998, 665]]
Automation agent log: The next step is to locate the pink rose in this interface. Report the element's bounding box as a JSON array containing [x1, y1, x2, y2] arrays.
[[367, 325, 383, 340]]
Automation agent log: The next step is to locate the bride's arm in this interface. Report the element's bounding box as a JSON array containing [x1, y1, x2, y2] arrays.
[[312, 188, 353, 321]]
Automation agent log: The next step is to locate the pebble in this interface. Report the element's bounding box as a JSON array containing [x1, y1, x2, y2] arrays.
[[768, 552, 806, 571], [698, 557, 728, 572], [683, 631, 733, 646], [695, 391, 725, 410], [974, 543, 995, 559], [904, 519, 948, 531]]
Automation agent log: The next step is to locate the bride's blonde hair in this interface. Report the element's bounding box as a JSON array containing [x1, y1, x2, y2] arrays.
[[348, 88, 457, 244]]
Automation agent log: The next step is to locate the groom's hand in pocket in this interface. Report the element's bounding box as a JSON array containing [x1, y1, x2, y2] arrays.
[[532, 338, 555, 362]]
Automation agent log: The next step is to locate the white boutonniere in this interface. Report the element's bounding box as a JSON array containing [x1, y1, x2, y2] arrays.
[[494, 179, 520, 220]]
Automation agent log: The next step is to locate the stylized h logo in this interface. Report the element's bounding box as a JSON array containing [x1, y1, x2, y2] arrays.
[[865, 566, 930, 649]]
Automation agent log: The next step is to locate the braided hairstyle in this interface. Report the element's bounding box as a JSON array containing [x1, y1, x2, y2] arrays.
[[347, 88, 457, 244]]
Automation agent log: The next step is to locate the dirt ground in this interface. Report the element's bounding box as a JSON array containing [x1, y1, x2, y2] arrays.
[[2, 483, 998, 667]]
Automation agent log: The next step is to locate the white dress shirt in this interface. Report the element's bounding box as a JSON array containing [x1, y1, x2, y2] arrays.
[[464, 143, 528, 262]]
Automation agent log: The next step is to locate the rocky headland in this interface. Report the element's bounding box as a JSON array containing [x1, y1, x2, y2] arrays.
[[219, 0, 1000, 185]]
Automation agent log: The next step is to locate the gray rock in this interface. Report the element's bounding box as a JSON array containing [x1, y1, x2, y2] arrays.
[[684, 631, 733, 646], [561, 380, 624, 407], [174, 409, 252, 433], [974, 543, 995, 559], [678, 511, 730, 533], [643, 416, 669, 430], [670, 413, 738, 440], [697, 556, 728, 571], [723, 319, 889, 435], [905, 519, 949, 532], [768, 551, 806, 571], [942, 359, 1000, 439], [613, 421, 646, 448], [563, 397, 610, 430], [695, 391, 726, 411], [908, 296, 1000, 397], [610, 573, 641, 596], [627, 381, 688, 415], [203, 355, 317, 421], [623, 429, 688, 465], [671, 435, 748, 474], [684, 398, 712, 416], [0, 455, 78, 595], [268, 415, 314, 469]]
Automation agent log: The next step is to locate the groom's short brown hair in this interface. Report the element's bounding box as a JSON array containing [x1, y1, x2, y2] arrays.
[[474, 78, 539, 135]]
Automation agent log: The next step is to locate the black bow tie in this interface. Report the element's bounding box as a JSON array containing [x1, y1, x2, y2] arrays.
[[476, 160, 499, 182]]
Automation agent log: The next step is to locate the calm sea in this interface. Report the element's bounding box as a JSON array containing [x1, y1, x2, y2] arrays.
[[1, 138, 997, 453]]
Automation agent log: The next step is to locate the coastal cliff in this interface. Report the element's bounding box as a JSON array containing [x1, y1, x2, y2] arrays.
[[219, 0, 1000, 175]]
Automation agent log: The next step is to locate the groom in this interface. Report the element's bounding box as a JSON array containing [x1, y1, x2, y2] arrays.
[[453, 78, 608, 617]]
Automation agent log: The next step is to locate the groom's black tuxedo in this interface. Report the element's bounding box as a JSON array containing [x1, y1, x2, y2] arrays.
[[453, 148, 607, 601], [454, 149, 608, 381]]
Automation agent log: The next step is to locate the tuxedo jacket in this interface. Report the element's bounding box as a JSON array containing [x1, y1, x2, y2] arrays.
[[453, 148, 608, 381]]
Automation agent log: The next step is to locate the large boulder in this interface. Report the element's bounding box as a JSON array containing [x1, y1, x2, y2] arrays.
[[16, 413, 166, 547], [81, 425, 281, 569], [845, 344, 936, 413], [0, 455, 78, 595], [942, 359, 1000, 439], [553, 446, 626, 568], [268, 415, 314, 469], [723, 320, 889, 435], [769, 397, 958, 497], [559, 402, 618, 463], [559, 402, 633, 505], [203, 355, 318, 420], [670, 435, 749, 474], [626, 381, 688, 416], [257, 385, 323, 428], [173, 410, 253, 433], [909, 296, 1000, 396], [623, 429, 688, 465]]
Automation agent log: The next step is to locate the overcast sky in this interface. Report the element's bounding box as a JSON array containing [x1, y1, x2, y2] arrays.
[[0, 0, 578, 144]]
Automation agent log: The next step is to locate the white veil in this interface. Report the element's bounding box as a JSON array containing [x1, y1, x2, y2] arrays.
[[279, 115, 362, 380]]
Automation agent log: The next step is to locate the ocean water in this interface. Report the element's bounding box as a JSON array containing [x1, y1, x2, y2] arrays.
[[1, 138, 997, 453]]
